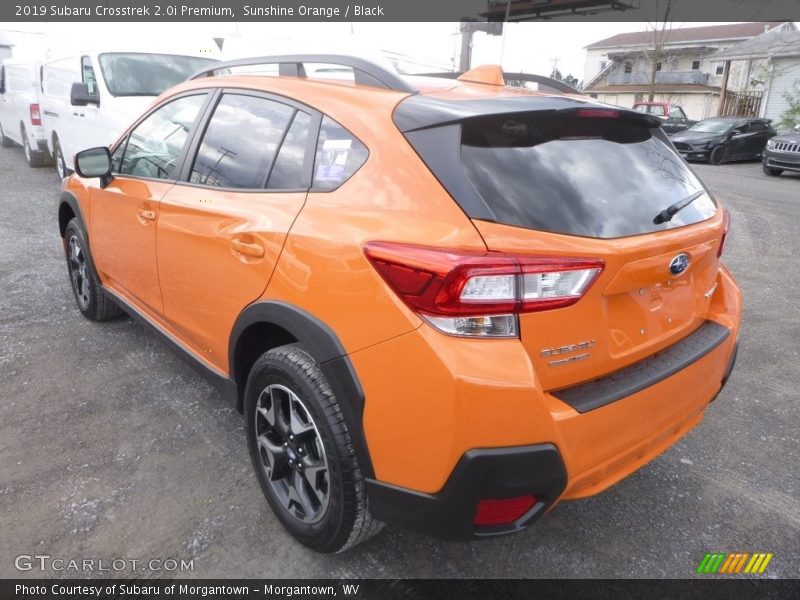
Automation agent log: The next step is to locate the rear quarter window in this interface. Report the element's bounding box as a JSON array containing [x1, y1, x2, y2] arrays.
[[311, 116, 368, 191]]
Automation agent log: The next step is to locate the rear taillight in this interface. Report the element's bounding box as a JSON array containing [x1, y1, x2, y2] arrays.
[[718, 209, 730, 258], [474, 496, 537, 526], [29, 103, 41, 126], [364, 242, 603, 338]]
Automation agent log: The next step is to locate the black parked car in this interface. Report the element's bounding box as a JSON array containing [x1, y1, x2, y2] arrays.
[[763, 124, 800, 176], [671, 117, 776, 165]]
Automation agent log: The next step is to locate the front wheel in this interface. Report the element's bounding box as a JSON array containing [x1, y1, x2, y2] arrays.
[[244, 344, 383, 553], [54, 140, 68, 180], [709, 144, 727, 165], [762, 164, 783, 176]]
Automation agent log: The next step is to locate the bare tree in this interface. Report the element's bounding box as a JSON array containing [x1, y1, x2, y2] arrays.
[[643, 0, 674, 101]]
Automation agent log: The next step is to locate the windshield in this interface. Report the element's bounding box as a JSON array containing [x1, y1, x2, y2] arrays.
[[687, 120, 734, 134], [634, 104, 666, 117], [98, 53, 216, 96]]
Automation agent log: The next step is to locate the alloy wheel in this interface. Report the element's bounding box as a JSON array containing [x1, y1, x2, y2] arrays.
[[67, 235, 91, 310], [255, 383, 330, 524]]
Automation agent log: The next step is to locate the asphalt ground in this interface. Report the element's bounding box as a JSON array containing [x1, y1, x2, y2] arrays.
[[1, 144, 798, 579]]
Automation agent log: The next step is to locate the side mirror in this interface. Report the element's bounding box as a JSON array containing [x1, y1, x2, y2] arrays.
[[70, 82, 99, 107], [75, 147, 112, 186]]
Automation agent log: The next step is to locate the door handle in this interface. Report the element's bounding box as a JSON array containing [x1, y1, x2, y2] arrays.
[[231, 239, 265, 258], [137, 209, 157, 223]]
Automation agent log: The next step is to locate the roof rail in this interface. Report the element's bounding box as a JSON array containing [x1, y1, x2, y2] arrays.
[[421, 71, 582, 95], [188, 54, 417, 94]]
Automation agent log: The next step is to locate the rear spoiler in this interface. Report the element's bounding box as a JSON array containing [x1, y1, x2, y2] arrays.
[[393, 94, 663, 133]]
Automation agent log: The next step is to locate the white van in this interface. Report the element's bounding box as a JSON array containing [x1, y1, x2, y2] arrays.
[[0, 59, 51, 167], [40, 49, 218, 179]]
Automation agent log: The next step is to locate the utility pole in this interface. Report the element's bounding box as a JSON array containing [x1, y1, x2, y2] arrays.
[[459, 29, 473, 72], [551, 56, 560, 77], [499, 0, 512, 67]]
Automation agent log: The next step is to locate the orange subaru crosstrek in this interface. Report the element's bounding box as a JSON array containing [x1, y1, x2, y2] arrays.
[[58, 56, 741, 553]]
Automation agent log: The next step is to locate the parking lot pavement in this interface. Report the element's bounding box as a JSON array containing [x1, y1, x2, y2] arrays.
[[0, 145, 798, 579]]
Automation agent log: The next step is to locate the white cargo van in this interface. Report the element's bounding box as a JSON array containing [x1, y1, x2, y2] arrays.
[[0, 59, 51, 167], [40, 49, 217, 179]]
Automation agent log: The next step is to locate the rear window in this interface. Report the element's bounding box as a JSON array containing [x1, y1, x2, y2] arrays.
[[411, 112, 716, 239]]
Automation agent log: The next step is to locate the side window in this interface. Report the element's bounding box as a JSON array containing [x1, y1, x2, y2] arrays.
[[81, 56, 97, 95], [312, 117, 368, 191], [110, 136, 128, 173], [190, 94, 295, 189], [119, 94, 206, 180], [0, 66, 5, 94], [749, 121, 767, 132], [733, 123, 748, 134], [672, 107, 687, 120], [267, 111, 311, 189]]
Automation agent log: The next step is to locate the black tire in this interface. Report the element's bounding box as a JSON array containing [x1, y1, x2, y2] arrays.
[[54, 138, 69, 180], [63, 219, 124, 321], [762, 164, 783, 176], [0, 123, 13, 148], [22, 126, 46, 168], [245, 343, 383, 553], [709, 144, 727, 165]]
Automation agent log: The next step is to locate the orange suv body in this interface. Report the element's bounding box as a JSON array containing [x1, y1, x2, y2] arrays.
[[58, 57, 741, 551]]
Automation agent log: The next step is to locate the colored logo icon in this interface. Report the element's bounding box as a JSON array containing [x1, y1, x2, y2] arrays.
[[696, 552, 773, 574]]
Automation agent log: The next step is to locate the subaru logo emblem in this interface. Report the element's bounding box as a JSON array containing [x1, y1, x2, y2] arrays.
[[669, 253, 690, 276]]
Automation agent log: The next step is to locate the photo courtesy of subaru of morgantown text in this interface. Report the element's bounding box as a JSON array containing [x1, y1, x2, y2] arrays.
[[57, 55, 739, 552]]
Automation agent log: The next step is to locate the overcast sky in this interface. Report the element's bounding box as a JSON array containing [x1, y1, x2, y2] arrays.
[[0, 21, 774, 82]]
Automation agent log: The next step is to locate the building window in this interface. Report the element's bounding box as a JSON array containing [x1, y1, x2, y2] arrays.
[[624, 62, 633, 74], [655, 62, 662, 71], [715, 62, 725, 76], [691, 60, 701, 70], [599, 60, 607, 70]]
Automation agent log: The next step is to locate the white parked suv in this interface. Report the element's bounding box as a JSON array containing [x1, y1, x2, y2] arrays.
[[40, 49, 218, 179], [0, 59, 51, 167]]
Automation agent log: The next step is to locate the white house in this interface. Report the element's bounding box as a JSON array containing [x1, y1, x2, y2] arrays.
[[709, 24, 800, 130], [582, 22, 785, 120]]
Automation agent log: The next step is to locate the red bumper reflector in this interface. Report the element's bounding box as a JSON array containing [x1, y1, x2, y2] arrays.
[[474, 496, 537, 526]]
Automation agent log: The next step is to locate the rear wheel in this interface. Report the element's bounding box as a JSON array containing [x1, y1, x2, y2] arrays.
[[22, 126, 46, 167], [709, 144, 727, 165], [244, 344, 383, 553], [64, 219, 124, 321], [762, 164, 783, 176], [0, 123, 13, 148]]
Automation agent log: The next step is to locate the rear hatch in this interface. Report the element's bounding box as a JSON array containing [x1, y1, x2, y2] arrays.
[[398, 97, 726, 391]]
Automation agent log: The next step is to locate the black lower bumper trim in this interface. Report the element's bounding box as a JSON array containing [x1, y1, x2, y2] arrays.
[[366, 444, 567, 541], [552, 320, 730, 414]]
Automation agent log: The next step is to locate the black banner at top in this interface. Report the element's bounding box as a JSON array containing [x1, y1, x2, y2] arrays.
[[3, 0, 800, 22]]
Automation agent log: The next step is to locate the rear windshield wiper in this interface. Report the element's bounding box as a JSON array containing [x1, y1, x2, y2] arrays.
[[653, 189, 706, 224]]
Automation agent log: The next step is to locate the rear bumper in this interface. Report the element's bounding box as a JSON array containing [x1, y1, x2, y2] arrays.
[[355, 268, 741, 538], [367, 445, 566, 541]]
